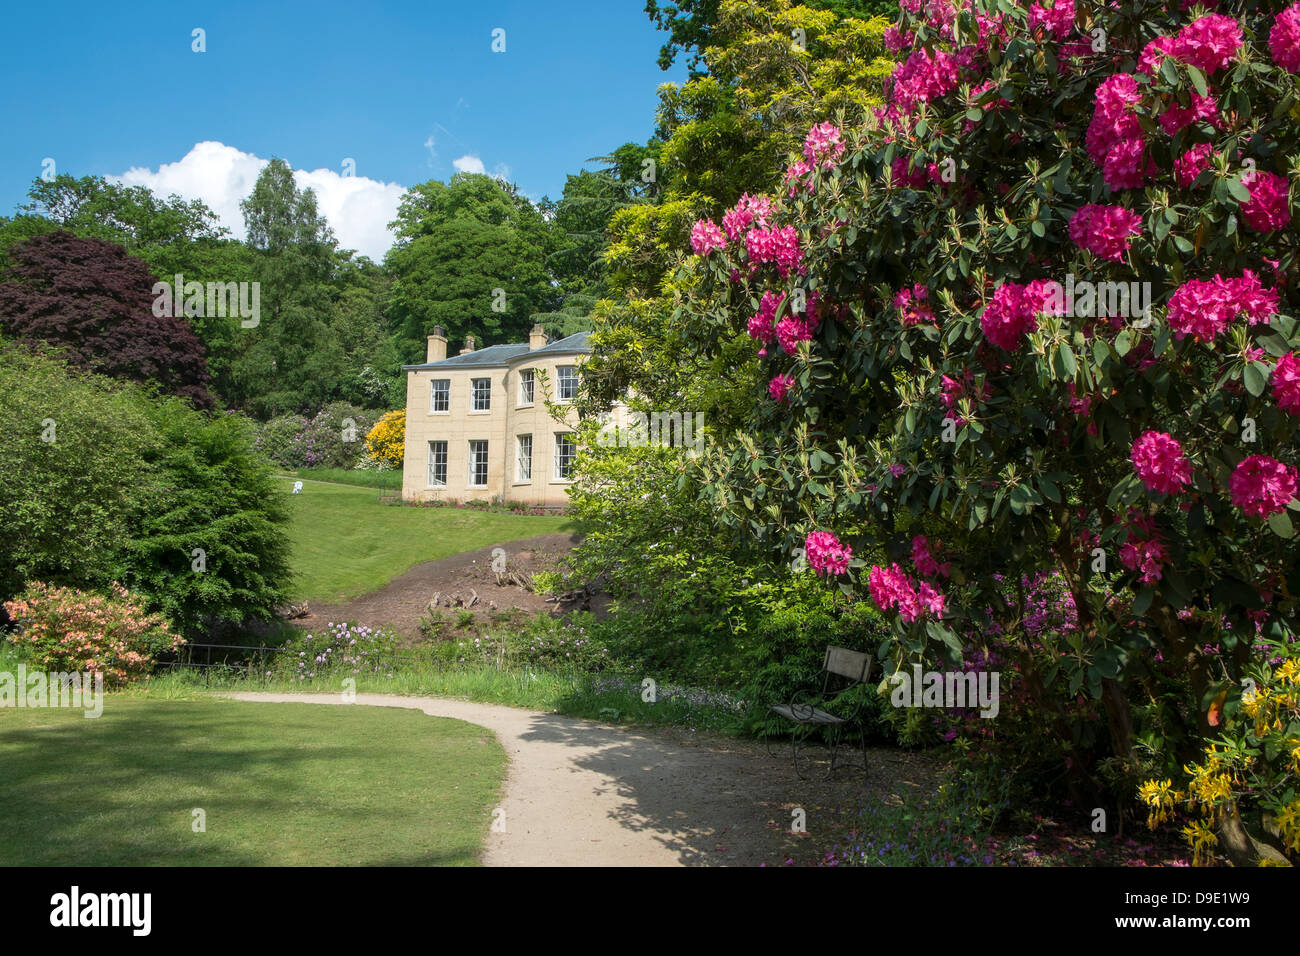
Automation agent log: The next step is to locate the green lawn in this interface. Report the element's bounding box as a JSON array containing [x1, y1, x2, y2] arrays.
[[283, 477, 574, 602], [0, 698, 506, 866]]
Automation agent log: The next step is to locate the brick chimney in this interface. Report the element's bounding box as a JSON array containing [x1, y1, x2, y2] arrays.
[[460, 334, 476, 355], [529, 324, 547, 350], [426, 326, 446, 363]]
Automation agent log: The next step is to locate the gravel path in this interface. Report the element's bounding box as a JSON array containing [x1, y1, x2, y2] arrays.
[[221, 691, 937, 866]]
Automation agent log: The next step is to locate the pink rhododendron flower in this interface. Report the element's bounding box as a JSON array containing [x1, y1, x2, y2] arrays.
[[1270, 4, 1300, 72], [887, 47, 964, 114], [723, 194, 774, 241], [1027, 0, 1074, 40], [981, 282, 1041, 350], [747, 290, 784, 344], [1171, 14, 1243, 73], [1103, 137, 1158, 191], [805, 531, 852, 576], [1241, 171, 1292, 232], [768, 373, 794, 403], [804, 122, 845, 170], [868, 563, 942, 622], [1131, 431, 1194, 495], [776, 315, 814, 354], [912, 535, 951, 578], [1271, 352, 1300, 415], [1085, 74, 1156, 190], [784, 159, 814, 197], [916, 581, 947, 618], [1165, 271, 1279, 341], [1158, 93, 1220, 136], [1120, 537, 1169, 583], [884, 25, 914, 53], [1174, 143, 1215, 187], [1230, 455, 1298, 518], [1068, 204, 1142, 261], [1138, 35, 1178, 75], [890, 154, 930, 189], [940, 369, 992, 426], [690, 219, 726, 256], [894, 284, 935, 326], [745, 226, 803, 277]]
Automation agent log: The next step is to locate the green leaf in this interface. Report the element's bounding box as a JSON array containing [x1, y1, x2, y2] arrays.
[[1244, 361, 1268, 397], [1269, 510, 1295, 539], [1226, 178, 1252, 203], [1188, 65, 1208, 98]]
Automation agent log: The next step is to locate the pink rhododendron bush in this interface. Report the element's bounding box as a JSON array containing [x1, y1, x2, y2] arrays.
[[681, 0, 1300, 864], [3, 582, 185, 687]]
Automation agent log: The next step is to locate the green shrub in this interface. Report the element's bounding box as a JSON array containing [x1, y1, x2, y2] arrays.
[[0, 342, 292, 635]]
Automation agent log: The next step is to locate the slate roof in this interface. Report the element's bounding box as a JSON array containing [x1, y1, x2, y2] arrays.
[[403, 331, 591, 371]]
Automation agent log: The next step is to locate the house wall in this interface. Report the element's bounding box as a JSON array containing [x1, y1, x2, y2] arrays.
[[401, 354, 587, 508]]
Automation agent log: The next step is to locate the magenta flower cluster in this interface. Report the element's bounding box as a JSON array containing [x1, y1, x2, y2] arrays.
[[1131, 431, 1194, 496], [911, 535, 951, 579], [722, 193, 774, 241], [1165, 270, 1279, 342], [805, 530, 852, 576], [1067, 204, 1142, 261], [868, 563, 945, 622], [690, 219, 726, 256], [1230, 456, 1299, 518], [894, 284, 935, 326], [1272, 353, 1300, 415], [980, 279, 1060, 350], [1241, 171, 1293, 233], [1270, 3, 1300, 72]]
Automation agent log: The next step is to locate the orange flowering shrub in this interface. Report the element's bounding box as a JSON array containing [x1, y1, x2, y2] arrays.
[[3, 582, 184, 687]]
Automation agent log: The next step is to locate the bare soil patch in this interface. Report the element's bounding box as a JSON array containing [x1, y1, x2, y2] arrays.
[[293, 532, 603, 641]]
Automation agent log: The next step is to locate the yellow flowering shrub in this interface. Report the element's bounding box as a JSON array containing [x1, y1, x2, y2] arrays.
[[364, 410, 405, 469], [1140, 639, 1300, 866]]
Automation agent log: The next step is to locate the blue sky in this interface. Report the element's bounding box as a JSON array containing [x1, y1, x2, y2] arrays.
[[0, 0, 686, 259]]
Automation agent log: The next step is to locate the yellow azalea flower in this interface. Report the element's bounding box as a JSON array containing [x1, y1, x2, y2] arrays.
[[1275, 801, 1300, 855], [1182, 820, 1219, 867]]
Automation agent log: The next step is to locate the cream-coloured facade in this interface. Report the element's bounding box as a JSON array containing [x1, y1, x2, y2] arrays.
[[401, 325, 603, 508]]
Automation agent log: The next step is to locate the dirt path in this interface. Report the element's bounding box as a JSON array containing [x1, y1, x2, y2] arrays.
[[222, 691, 939, 866], [296, 532, 586, 641]]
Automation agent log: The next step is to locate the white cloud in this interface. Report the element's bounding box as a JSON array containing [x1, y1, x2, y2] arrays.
[[452, 154, 487, 175], [113, 141, 406, 261]]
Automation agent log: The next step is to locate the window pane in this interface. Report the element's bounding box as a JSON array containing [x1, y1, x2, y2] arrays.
[[469, 440, 488, 486], [431, 380, 449, 412], [517, 434, 532, 481], [428, 441, 447, 486], [472, 378, 490, 410], [558, 367, 577, 400], [520, 369, 534, 405], [554, 433, 576, 479]]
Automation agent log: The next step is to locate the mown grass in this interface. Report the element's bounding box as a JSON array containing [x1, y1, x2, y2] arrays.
[[0, 697, 506, 866], [281, 467, 403, 490], [127, 655, 750, 734], [278, 477, 574, 602]]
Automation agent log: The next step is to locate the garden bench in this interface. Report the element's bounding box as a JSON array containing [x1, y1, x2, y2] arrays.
[[766, 645, 872, 779]]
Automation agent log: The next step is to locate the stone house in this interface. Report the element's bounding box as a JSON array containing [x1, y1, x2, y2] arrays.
[[400, 324, 606, 508]]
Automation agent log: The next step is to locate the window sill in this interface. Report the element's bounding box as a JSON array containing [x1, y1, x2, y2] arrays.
[[468, 409, 491, 415]]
